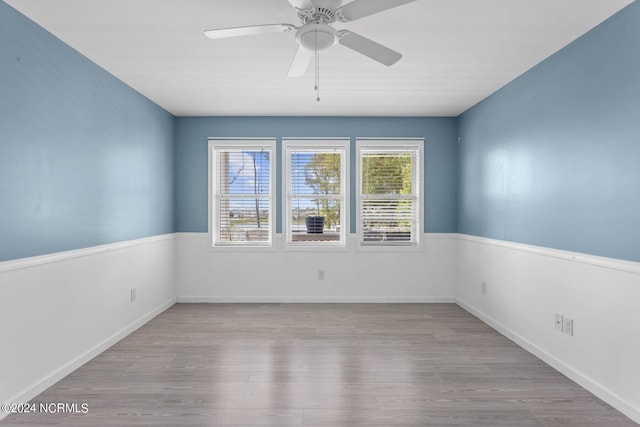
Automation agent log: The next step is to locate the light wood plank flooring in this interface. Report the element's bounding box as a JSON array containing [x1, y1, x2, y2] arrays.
[[2, 304, 636, 426]]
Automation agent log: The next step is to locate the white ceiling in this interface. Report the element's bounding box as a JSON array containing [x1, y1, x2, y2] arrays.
[[5, 0, 634, 116]]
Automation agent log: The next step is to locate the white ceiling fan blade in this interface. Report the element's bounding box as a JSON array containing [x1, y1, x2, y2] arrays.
[[204, 24, 295, 40], [338, 0, 416, 22], [287, 46, 313, 77], [338, 30, 402, 66]]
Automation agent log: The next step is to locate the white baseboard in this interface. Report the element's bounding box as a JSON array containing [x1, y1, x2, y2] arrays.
[[0, 298, 176, 421], [177, 296, 455, 303], [456, 297, 640, 424]]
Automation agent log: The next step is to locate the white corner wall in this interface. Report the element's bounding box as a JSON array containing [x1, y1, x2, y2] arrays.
[[0, 235, 176, 415], [456, 234, 640, 424], [175, 233, 457, 303]]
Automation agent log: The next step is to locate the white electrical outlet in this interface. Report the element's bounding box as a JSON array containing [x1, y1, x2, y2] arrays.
[[130, 288, 136, 302], [563, 317, 573, 336], [555, 313, 563, 331], [481, 281, 487, 294], [317, 269, 325, 280]]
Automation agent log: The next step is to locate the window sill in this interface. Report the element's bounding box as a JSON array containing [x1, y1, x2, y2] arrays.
[[291, 231, 341, 242]]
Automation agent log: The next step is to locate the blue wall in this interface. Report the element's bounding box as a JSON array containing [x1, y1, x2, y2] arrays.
[[0, 3, 174, 261], [5, 0, 639, 263], [174, 117, 459, 234], [458, 2, 640, 262]]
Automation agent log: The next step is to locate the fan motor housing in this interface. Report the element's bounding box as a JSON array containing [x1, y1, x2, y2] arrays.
[[296, 6, 337, 25], [296, 23, 339, 51]]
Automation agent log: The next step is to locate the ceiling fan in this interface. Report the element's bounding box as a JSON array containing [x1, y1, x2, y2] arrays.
[[204, 0, 416, 77]]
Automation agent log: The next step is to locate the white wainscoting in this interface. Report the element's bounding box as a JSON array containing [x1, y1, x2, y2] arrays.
[[0, 234, 176, 417], [175, 233, 457, 303], [3, 232, 638, 423], [456, 234, 640, 424]]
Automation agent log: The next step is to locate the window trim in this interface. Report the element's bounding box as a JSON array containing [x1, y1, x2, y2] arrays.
[[356, 139, 424, 250], [208, 138, 276, 249], [283, 139, 350, 250]]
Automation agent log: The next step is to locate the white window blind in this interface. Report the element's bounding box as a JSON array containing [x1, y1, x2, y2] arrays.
[[358, 141, 422, 246], [210, 141, 274, 246], [284, 140, 348, 247]]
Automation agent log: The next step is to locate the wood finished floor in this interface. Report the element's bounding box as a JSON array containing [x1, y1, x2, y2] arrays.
[[2, 303, 636, 426]]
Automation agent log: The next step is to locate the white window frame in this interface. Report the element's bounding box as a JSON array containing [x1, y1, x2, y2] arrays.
[[356, 139, 424, 250], [283, 139, 349, 249], [208, 139, 276, 249]]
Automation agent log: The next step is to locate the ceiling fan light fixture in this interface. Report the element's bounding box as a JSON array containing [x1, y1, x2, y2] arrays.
[[295, 24, 338, 51]]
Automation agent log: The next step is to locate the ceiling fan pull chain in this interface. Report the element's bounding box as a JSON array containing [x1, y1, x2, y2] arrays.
[[314, 29, 320, 102], [316, 51, 321, 102]]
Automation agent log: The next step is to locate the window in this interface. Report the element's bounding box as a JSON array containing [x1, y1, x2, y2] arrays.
[[284, 140, 348, 247], [357, 139, 423, 247], [209, 140, 275, 247]]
